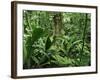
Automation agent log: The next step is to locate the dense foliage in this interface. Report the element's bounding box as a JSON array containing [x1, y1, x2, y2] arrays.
[[23, 10, 91, 69]]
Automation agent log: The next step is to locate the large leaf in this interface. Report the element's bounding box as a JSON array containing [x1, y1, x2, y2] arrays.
[[45, 36, 52, 50], [24, 28, 44, 68], [32, 28, 44, 42], [52, 54, 74, 66], [67, 40, 82, 54], [25, 28, 44, 54]]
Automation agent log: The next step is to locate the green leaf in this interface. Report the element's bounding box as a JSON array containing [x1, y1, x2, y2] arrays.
[[31, 56, 39, 65], [45, 36, 52, 50], [67, 40, 82, 53], [52, 54, 74, 66], [32, 28, 44, 43]]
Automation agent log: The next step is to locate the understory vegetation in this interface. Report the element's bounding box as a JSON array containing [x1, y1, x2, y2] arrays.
[[23, 10, 91, 69]]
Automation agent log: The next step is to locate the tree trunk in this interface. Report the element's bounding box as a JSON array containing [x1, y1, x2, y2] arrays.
[[53, 12, 63, 37]]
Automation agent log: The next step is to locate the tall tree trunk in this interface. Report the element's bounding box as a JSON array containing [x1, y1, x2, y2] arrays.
[[53, 12, 63, 37]]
